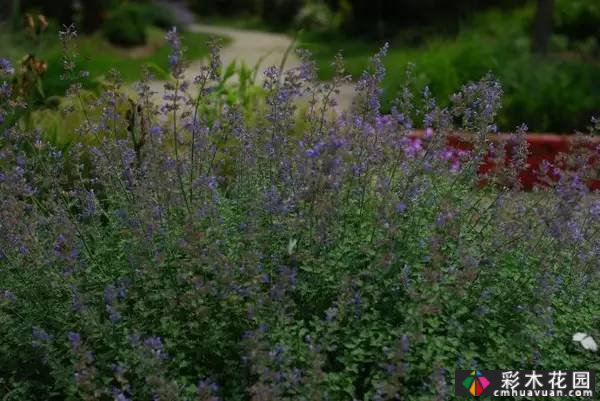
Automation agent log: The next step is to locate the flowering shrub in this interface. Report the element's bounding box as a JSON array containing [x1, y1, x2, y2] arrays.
[[0, 26, 599, 401]]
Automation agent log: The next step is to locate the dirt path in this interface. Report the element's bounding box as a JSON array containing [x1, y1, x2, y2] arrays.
[[188, 23, 304, 75], [149, 1, 355, 110]]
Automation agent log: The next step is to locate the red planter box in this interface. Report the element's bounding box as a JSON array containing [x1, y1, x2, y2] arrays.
[[410, 131, 600, 190]]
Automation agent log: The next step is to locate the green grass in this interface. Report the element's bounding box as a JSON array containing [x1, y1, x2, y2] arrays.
[[1, 23, 228, 97], [300, 6, 600, 133]]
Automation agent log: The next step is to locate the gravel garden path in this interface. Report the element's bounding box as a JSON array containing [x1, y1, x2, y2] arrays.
[[149, 1, 355, 110]]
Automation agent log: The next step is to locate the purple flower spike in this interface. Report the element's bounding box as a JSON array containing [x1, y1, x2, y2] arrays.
[[0, 58, 14, 75], [68, 331, 81, 350]]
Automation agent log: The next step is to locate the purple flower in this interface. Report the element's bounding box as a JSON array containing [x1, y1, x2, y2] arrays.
[[395, 202, 407, 214], [121, 147, 136, 166], [402, 137, 422, 157], [143, 336, 162, 349], [0, 58, 14, 75], [325, 307, 338, 321], [0, 82, 11, 98], [112, 362, 126, 377], [114, 209, 127, 220], [32, 327, 50, 341], [82, 190, 97, 217], [1, 289, 16, 303], [149, 126, 162, 137], [197, 378, 220, 394], [351, 164, 363, 177], [590, 201, 600, 218], [32, 327, 51, 347], [401, 265, 411, 288], [207, 176, 218, 190], [111, 386, 132, 401], [567, 220, 584, 242], [164, 27, 180, 50], [104, 284, 117, 305], [115, 392, 130, 401], [49, 150, 62, 159], [103, 285, 121, 320], [128, 333, 141, 345], [71, 291, 83, 312], [305, 148, 318, 158], [386, 363, 397, 374], [68, 331, 81, 350], [143, 336, 167, 360], [107, 305, 121, 322], [401, 334, 410, 353], [433, 368, 448, 401], [168, 54, 179, 67], [450, 159, 461, 173], [435, 212, 450, 227], [268, 344, 285, 361]]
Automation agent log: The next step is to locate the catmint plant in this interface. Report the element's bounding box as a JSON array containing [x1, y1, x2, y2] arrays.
[[0, 24, 598, 401]]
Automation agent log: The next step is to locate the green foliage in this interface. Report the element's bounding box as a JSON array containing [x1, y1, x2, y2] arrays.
[[140, 2, 180, 30], [555, 0, 600, 41], [294, 2, 339, 34], [1, 15, 599, 401], [187, 0, 524, 37], [19, 0, 75, 25], [20, 90, 101, 146], [103, 3, 149, 46], [208, 59, 267, 113], [302, 7, 600, 132], [1, 22, 220, 98]]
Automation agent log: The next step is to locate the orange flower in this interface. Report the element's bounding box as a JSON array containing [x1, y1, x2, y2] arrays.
[[33, 58, 47, 74]]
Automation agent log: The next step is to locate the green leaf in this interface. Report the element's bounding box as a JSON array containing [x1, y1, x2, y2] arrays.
[[222, 60, 237, 83], [287, 238, 298, 255], [145, 62, 168, 79]]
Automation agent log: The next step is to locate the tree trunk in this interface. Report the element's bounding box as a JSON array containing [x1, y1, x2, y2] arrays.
[[6, 0, 19, 27], [81, 0, 104, 33], [532, 0, 554, 54], [376, 0, 384, 40]]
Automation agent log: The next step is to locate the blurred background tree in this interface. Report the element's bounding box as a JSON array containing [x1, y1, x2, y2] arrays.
[[9, 0, 76, 26], [81, 0, 105, 33], [184, 0, 528, 37], [1, 0, 598, 132], [184, 0, 598, 132], [532, 0, 554, 54], [5, 0, 597, 50], [0, 0, 214, 101], [3, 0, 597, 46]]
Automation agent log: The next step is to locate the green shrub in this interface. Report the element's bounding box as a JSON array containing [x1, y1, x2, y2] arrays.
[[140, 2, 180, 30], [103, 3, 149, 47], [555, 0, 600, 41], [3, 20, 220, 100], [294, 2, 338, 34], [303, 7, 600, 132], [2, 25, 600, 401]]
